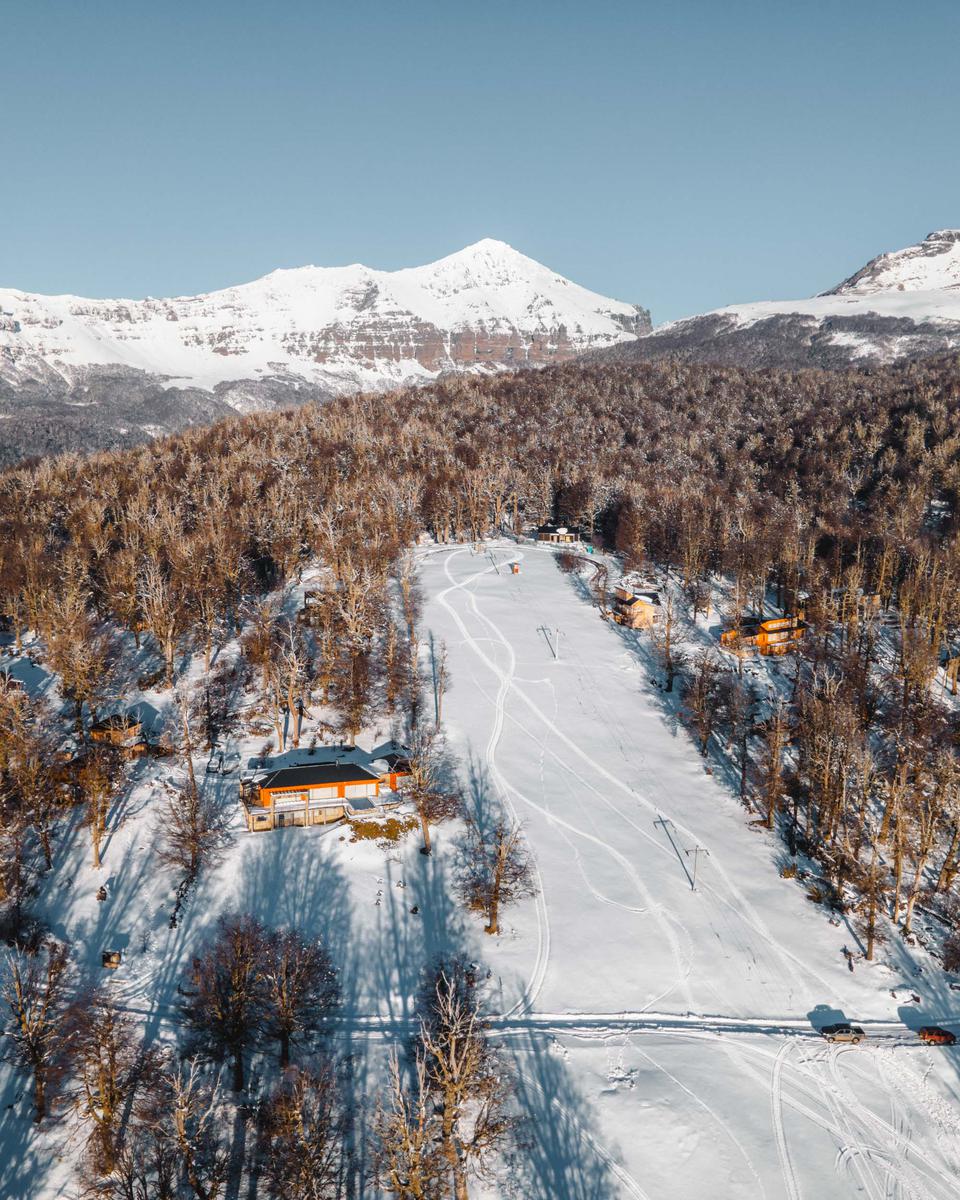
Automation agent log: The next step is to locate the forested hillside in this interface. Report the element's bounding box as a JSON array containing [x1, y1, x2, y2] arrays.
[[4, 353, 960, 1194], [6, 352, 960, 937]]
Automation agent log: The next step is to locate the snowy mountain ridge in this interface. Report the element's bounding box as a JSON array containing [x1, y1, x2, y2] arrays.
[[825, 228, 960, 296], [0, 238, 649, 394], [594, 229, 960, 371]]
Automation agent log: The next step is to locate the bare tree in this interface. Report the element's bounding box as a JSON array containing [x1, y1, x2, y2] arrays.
[[406, 728, 460, 856], [430, 636, 450, 729], [158, 783, 226, 891], [457, 816, 537, 935], [417, 962, 515, 1200], [762, 703, 788, 831], [67, 991, 153, 1174], [683, 649, 721, 755], [376, 1050, 445, 1200], [183, 914, 267, 1091], [162, 1057, 230, 1200], [1, 939, 71, 1122], [651, 591, 681, 693], [139, 559, 190, 689], [259, 1064, 345, 1200], [262, 928, 339, 1068], [77, 746, 120, 871]]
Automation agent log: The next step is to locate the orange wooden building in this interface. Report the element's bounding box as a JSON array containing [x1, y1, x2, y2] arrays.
[[241, 761, 384, 831], [89, 714, 147, 757], [720, 614, 808, 657], [612, 587, 661, 629], [240, 742, 413, 832]]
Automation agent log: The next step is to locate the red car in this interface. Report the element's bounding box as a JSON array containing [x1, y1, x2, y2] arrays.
[[918, 1026, 957, 1046]]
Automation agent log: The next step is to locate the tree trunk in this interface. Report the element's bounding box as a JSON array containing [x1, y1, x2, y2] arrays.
[[232, 1049, 244, 1092], [38, 827, 53, 872], [33, 1069, 46, 1124], [485, 883, 500, 936], [936, 824, 960, 892], [419, 809, 432, 855], [279, 1028, 290, 1069]]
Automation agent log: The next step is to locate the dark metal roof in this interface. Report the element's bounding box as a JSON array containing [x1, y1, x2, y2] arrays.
[[257, 762, 381, 791]]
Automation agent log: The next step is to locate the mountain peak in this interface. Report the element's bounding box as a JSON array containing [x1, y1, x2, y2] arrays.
[[0, 242, 648, 406], [825, 227, 960, 296]]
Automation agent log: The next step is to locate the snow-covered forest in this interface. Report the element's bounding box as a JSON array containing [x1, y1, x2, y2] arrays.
[[2, 355, 960, 1197]]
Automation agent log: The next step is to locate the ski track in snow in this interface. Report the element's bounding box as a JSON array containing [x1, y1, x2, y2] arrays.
[[436, 546, 693, 1013], [634, 1040, 770, 1200], [435, 548, 551, 1018], [520, 1067, 653, 1200], [771, 1040, 802, 1200], [437, 544, 839, 1010]]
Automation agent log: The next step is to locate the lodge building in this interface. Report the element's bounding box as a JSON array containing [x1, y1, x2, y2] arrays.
[[720, 614, 808, 657], [239, 742, 412, 832], [536, 522, 581, 545], [611, 586, 661, 629]]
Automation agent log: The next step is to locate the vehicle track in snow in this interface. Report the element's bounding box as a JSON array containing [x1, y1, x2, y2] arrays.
[[771, 1039, 803, 1200], [436, 546, 694, 1010]]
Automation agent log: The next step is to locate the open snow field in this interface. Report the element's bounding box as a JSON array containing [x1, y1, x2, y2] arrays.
[[418, 542, 960, 1200], [3, 540, 960, 1198]]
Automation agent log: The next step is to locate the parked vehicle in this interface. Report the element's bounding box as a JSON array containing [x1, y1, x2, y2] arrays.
[[821, 1022, 866, 1044], [918, 1026, 957, 1046]]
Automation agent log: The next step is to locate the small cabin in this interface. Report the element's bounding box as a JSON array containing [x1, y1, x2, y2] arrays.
[[720, 614, 808, 657], [612, 587, 661, 629], [537, 523, 581, 545], [832, 588, 882, 623], [89, 714, 147, 757], [102, 950, 122, 970], [0, 671, 24, 693], [240, 760, 384, 832]]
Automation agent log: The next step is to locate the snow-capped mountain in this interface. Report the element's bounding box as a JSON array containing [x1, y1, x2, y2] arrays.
[[0, 239, 649, 462], [594, 229, 960, 371]]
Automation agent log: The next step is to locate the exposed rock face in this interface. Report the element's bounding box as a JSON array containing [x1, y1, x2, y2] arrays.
[[0, 240, 649, 463], [590, 229, 960, 372]]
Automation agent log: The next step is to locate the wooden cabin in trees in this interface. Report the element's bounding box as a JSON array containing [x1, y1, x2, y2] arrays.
[[612, 587, 661, 629], [832, 588, 882, 624], [720, 614, 808, 657], [537, 523, 581, 545], [89, 714, 147, 757]]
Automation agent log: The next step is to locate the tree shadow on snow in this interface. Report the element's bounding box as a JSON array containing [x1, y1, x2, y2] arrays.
[[504, 1033, 625, 1200]]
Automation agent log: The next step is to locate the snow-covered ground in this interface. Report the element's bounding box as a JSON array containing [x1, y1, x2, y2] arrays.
[[419, 542, 960, 1200], [3, 541, 960, 1198]]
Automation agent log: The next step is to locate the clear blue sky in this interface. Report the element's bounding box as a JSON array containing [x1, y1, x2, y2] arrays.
[[2, 1, 958, 323]]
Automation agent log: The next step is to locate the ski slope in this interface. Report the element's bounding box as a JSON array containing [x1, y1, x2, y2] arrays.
[[3, 542, 960, 1198], [418, 541, 960, 1200]]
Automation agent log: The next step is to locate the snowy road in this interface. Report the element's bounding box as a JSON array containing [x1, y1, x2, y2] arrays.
[[418, 542, 960, 1200]]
